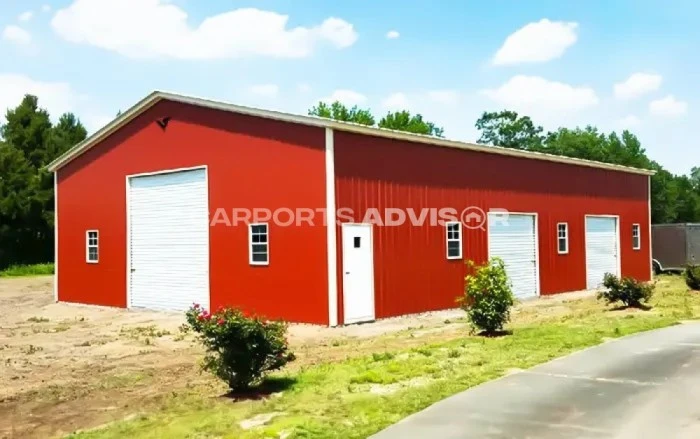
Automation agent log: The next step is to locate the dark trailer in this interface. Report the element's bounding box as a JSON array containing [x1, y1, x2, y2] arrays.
[[652, 223, 700, 273]]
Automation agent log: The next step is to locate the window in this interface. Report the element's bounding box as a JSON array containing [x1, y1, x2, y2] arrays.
[[632, 224, 641, 250], [249, 223, 269, 265], [86, 230, 99, 263], [446, 222, 462, 259], [557, 223, 568, 254]]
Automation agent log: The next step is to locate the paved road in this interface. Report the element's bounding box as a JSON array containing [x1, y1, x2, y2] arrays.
[[372, 322, 700, 439]]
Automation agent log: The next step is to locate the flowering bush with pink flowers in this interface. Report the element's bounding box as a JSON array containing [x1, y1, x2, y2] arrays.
[[185, 304, 295, 391]]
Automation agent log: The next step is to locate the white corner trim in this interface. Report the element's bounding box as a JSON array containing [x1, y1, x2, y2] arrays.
[[326, 128, 338, 327], [647, 175, 653, 279], [54, 172, 59, 302]]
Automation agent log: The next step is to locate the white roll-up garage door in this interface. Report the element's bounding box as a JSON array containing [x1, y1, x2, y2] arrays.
[[488, 213, 539, 299], [128, 168, 210, 311], [585, 216, 619, 289]]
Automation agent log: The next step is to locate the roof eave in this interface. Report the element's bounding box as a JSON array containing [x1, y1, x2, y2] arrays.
[[46, 91, 164, 172], [47, 90, 657, 177]]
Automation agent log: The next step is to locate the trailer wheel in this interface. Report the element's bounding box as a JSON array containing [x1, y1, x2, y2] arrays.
[[652, 260, 662, 275]]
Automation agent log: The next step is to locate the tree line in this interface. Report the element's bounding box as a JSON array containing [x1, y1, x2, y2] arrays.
[[0, 95, 87, 268], [0, 95, 697, 268]]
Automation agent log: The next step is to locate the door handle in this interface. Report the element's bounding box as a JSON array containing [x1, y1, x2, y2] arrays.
[[345, 271, 350, 274]]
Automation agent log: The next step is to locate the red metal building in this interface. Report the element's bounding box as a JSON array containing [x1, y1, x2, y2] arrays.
[[48, 92, 654, 326]]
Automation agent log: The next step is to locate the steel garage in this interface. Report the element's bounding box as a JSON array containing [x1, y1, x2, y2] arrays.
[[48, 91, 654, 326]]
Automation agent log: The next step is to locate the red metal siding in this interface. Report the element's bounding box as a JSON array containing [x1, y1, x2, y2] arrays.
[[334, 131, 651, 323], [57, 101, 329, 324]]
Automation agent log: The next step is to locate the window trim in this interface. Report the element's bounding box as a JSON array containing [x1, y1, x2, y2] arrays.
[[86, 230, 99, 264], [249, 223, 269, 266], [445, 221, 462, 260], [557, 222, 569, 255], [632, 223, 641, 250]]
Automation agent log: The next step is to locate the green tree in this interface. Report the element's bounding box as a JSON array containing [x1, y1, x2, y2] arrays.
[[0, 94, 87, 268], [1, 95, 52, 169], [475, 110, 544, 150], [308, 101, 375, 126], [673, 175, 700, 222], [308, 101, 443, 137], [650, 165, 679, 224], [378, 110, 444, 137], [474, 109, 700, 224], [690, 166, 700, 189]]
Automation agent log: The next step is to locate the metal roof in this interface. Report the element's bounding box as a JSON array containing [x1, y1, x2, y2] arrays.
[[47, 90, 656, 176]]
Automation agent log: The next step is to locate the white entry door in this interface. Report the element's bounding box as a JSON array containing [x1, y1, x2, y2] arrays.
[[488, 213, 539, 299], [128, 168, 210, 311], [585, 216, 619, 289], [342, 224, 375, 324]]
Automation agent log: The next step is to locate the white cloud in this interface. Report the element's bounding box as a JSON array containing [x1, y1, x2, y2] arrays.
[[381, 92, 410, 110], [42, 4, 52, 13], [249, 84, 279, 98], [614, 73, 663, 100], [386, 30, 400, 39], [427, 90, 460, 105], [83, 113, 114, 132], [322, 89, 367, 106], [481, 75, 599, 113], [618, 115, 641, 128], [18, 11, 34, 22], [493, 19, 578, 65], [51, 0, 358, 59], [2, 25, 32, 45], [0, 74, 80, 119], [649, 95, 688, 117], [297, 83, 312, 93]]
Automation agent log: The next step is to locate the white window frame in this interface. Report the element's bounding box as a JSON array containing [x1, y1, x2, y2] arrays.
[[86, 230, 99, 263], [249, 223, 269, 265], [445, 221, 462, 260], [557, 222, 569, 255], [632, 223, 641, 250]]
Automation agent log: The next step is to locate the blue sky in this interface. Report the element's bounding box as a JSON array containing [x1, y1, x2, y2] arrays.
[[1, 0, 697, 175]]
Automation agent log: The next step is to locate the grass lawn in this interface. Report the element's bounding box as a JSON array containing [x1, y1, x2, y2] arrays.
[[71, 275, 699, 439], [0, 263, 54, 277]]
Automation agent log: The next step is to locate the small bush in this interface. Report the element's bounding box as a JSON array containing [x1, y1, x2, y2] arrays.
[[371, 352, 395, 362], [185, 305, 295, 392], [685, 264, 700, 291], [598, 273, 654, 308], [458, 258, 515, 334]]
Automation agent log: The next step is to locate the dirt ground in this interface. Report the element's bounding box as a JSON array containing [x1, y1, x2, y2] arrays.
[[0, 276, 595, 438]]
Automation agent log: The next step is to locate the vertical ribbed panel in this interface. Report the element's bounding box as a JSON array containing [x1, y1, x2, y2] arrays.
[[334, 131, 651, 321]]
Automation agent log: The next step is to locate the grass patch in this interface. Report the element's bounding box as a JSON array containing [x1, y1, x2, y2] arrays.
[[0, 263, 54, 277], [70, 276, 699, 439], [120, 325, 172, 344], [27, 316, 50, 323]]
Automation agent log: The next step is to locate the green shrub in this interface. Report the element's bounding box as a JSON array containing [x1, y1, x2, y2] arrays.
[[458, 258, 515, 334], [598, 273, 654, 308], [686, 264, 700, 291], [185, 305, 295, 392]]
